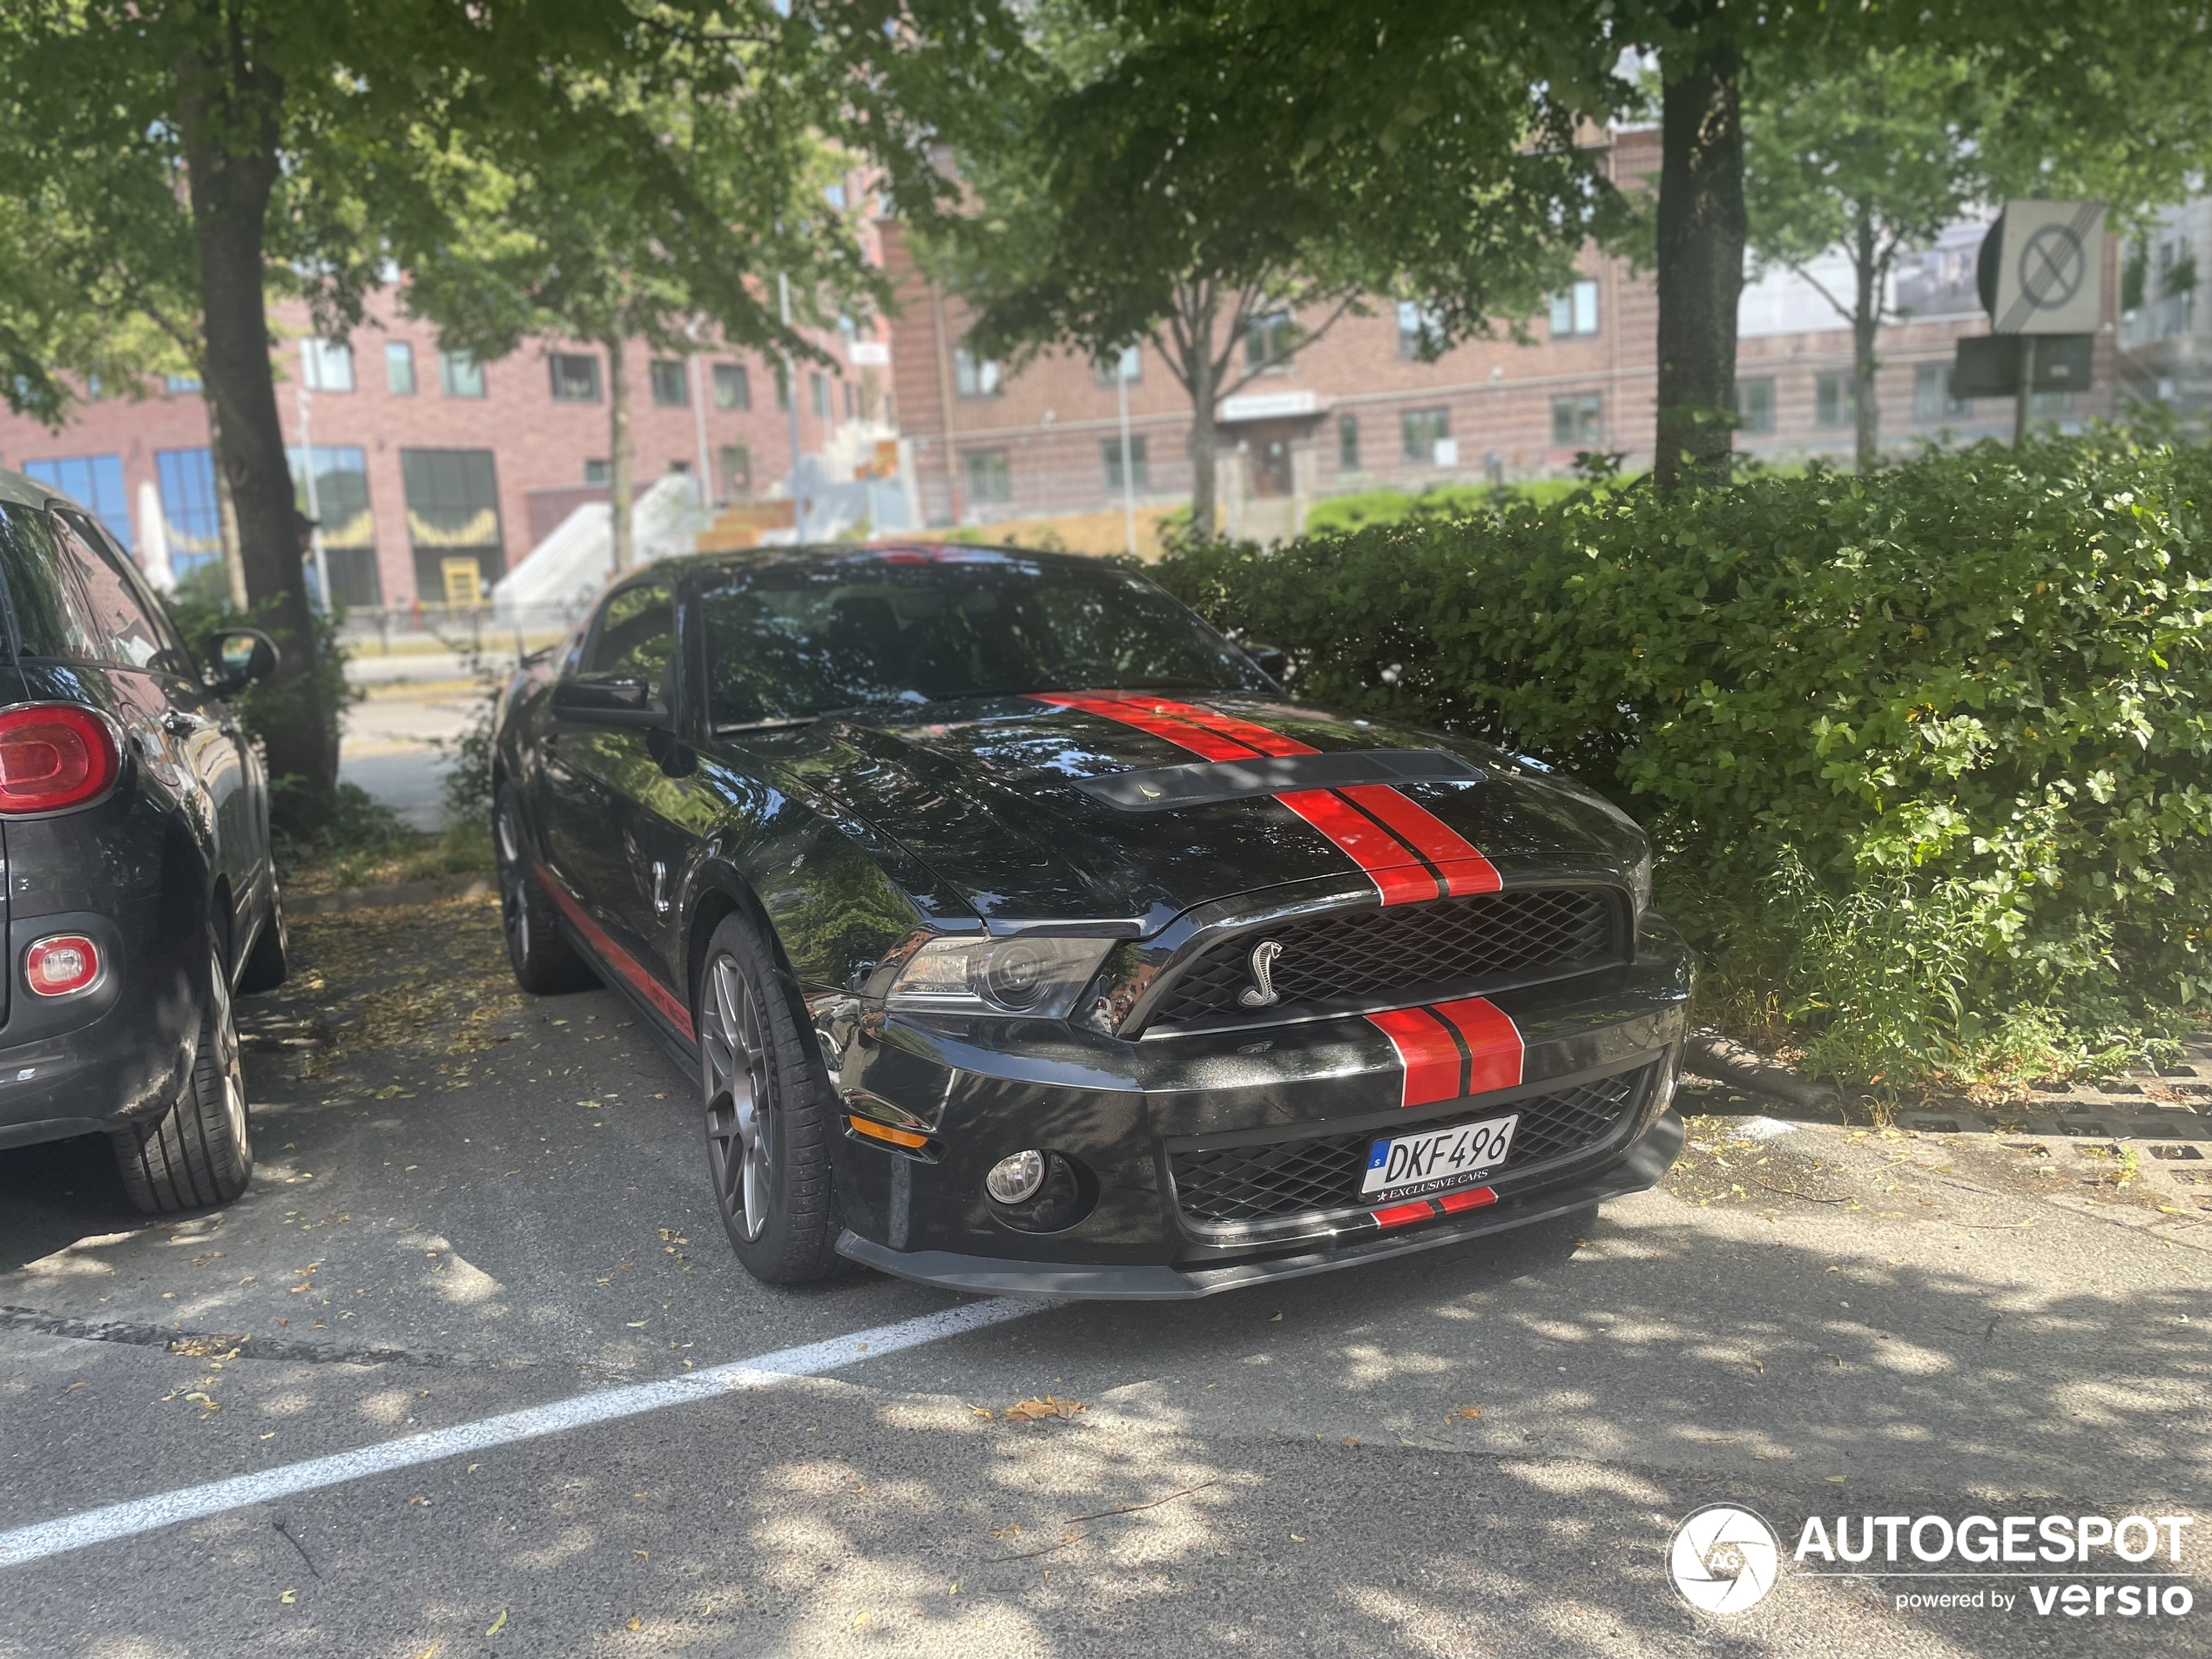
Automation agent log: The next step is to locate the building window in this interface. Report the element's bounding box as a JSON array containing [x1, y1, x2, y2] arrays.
[[400, 448, 503, 604], [1245, 311, 1296, 372], [954, 346, 1001, 399], [165, 373, 201, 395], [1338, 414, 1360, 471], [718, 444, 752, 501], [287, 444, 380, 607], [1913, 363, 1967, 419], [23, 455, 132, 553], [1548, 280, 1600, 339], [155, 448, 223, 578], [300, 337, 354, 392], [1103, 436, 1150, 494], [712, 362, 751, 410], [1816, 373, 1856, 427], [1551, 394, 1602, 447], [385, 342, 416, 395], [650, 359, 689, 408], [1737, 377, 1776, 435], [583, 459, 610, 485], [440, 351, 486, 399], [550, 353, 602, 403], [810, 371, 831, 418], [1093, 347, 1142, 388], [963, 449, 1011, 506], [1396, 302, 1444, 361], [1400, 408, 1451, 463]]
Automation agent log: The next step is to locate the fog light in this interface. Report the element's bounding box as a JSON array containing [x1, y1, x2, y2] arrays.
[[984, 1150, 1047, 1205], [24, 934, 99, 996]]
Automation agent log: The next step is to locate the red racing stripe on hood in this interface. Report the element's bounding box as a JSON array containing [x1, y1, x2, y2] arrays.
[[1336, 784, 1501, 895]]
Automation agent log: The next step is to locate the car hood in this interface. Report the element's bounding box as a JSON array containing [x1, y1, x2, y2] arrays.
[[725, 691, 1646, 933]]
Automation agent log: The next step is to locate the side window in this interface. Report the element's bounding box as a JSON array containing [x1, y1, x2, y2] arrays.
[[582, 580, 678, 703], [76, 512, 193, 676], [51, 509, 170, 671], [0, 503, 99, 660]]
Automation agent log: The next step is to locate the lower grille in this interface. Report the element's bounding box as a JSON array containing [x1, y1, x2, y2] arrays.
[[1168, 1065, 1650, 1231]]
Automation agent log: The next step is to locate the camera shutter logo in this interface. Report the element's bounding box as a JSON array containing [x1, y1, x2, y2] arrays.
[[1669, 1504, 1782, 1614], [1238, 939, 1285, 1008]]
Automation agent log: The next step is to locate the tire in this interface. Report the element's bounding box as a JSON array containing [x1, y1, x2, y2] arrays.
[[496, 787, 597, 995], [112, 944, 253, 1214], [698, 914, 847, 1283], [235, 883, 289, 994]]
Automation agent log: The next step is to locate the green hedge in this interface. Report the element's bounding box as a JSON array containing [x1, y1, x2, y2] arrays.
[[1156, 433, 2212, 1081]]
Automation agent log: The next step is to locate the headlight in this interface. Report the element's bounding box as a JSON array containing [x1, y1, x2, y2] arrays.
[[885, 934, 1116, 1018], [1629, 849, 1653, 914]]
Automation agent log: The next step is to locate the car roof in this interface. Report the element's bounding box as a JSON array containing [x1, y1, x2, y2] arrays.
[[667, 543, 1124, 583], [0, 465, 66, 513]]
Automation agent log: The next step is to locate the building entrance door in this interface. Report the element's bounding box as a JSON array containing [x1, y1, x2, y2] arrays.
[[1244, 421, 1298, 497]]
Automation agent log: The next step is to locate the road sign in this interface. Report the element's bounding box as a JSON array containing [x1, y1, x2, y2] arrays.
[[1980, 200, 2106, 334], [1953, 334, 2094, 399]]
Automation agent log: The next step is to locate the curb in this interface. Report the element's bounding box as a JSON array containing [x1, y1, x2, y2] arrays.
[[288, 873, 495, 915], [1684, 1030, 1844, 1114]]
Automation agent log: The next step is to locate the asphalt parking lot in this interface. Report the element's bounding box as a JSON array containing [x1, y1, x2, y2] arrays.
[[1, 895, 2206, 1658]]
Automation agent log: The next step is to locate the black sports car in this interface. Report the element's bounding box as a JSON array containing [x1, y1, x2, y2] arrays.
[[0, 467, 287, 1213], [492, 545, 1689, 1298]]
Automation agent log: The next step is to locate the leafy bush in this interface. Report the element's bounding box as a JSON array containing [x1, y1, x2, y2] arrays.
[[1300, 478, 1585, 536], [1157, 432, 2212, 1082]]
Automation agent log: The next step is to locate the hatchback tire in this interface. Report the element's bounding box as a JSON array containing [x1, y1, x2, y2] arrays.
[[112, 945, 253, 1214], [496, 789, 597, 995], [698, 914, 847, 1283]]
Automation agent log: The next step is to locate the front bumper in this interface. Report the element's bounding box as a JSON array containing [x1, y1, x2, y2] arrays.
[[822, 926, 1691, 1298], [840, 1106, 1682, 1298]]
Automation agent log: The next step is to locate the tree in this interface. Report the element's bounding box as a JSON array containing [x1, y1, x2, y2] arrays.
[[1743, 51, 1993, 472], [922, 0, 1621, 535], [400, 77, 872, 575]]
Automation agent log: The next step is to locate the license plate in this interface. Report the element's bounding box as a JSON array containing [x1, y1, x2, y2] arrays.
[[1361, 1113, 1519, 1199]]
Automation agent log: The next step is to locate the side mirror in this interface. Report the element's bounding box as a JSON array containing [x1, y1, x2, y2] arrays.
[[1245, 643, 1291, 685], [203, 628, 280, 695], [552, 676, 668, 729]]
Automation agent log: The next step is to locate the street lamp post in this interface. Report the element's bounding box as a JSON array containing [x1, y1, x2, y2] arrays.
[[780, 273, 806, 543], [293, 346, 333, 612], [1116, 346, 1137, 559]]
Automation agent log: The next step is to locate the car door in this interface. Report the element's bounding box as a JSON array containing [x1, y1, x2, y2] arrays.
[[50, 509, 260, 948], [541, 576, 680, 978]]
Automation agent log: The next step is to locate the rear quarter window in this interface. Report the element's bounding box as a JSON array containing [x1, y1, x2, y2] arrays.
[[0, 502, 101, 660]]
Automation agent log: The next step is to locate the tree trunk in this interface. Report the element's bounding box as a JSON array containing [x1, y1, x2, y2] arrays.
[[607, 334, 634, 571], [204, 397, 250, 610], [176, 44, 334, 835], [1654, 39, 1747, 496], [1851, 209, 1880, 474]]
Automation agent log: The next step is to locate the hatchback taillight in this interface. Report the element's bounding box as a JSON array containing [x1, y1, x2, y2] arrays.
[[25, 934, 100, 996], [0, 705, 119, 813]]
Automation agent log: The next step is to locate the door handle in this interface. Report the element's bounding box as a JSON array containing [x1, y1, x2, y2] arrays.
[[161, 711, 203, 737]]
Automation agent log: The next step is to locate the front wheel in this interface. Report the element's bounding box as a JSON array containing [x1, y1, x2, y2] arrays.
[[698, 914, 846, 1284], [112, 946, 253, 1214]]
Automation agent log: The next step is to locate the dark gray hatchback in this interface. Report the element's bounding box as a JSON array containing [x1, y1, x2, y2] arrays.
[[0, 465, 287, 1212]]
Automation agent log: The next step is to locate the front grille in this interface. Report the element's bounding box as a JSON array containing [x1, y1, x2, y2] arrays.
[[1149, 887, 1622, 1028], [1169, 1065, 1650, 1231]]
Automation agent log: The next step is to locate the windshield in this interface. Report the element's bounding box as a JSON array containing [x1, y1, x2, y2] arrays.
[[698, 551, 1266, 725]]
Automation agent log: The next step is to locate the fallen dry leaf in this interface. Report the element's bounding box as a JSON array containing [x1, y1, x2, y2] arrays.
[[486, 1610, 509, 1636], [970, 1406, 995, 1420], [1003, 1395, 1086, 1422], [280, 1590, 296, 1605], [1450, 1406, 1481, 1420]]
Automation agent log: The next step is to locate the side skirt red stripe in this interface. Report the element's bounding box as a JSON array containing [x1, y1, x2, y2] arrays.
[[535, 862, 697, 1041]]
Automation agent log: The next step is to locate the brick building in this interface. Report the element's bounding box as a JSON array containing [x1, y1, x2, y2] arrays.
[[0, 285, 893, 613], [886, 125, 2117, 539]]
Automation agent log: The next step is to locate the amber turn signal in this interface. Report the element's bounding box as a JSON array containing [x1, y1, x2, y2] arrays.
[[848, 1115, 930, 1150]]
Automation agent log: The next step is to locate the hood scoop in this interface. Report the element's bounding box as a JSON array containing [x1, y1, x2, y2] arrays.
[[1075, 748, 1483, 812]]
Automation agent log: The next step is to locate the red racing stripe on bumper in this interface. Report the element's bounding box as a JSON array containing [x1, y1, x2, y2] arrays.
[[1366, 1005, 1464, 1107], [1370, 1184, 1498, 1231], [1429, 995, 1524, 1094], [535, 862, 696, 1041]]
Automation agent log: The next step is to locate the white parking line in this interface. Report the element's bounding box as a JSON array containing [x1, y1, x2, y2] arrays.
[[0, 1295, 1046, 1569]]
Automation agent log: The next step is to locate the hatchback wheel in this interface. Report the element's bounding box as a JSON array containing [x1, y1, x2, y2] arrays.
[[699, 914, 846, 1283], [112, 944, 253, 1213], [496, 788, 596, 994]]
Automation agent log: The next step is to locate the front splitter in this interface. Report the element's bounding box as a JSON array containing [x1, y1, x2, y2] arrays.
[[836, 1108, 1684, 1300]]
